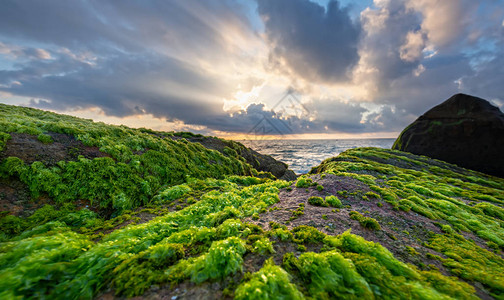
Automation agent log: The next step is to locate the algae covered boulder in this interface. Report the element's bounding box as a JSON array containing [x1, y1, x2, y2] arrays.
[[393, 93, 504, 177], [171, 134, 297, 181]]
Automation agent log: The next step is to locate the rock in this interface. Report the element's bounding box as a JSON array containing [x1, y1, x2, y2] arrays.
[[172, 134, 297, 181], [392, 93, 504, 177]]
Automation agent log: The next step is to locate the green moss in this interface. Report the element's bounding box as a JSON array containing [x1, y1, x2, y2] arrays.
[[325, 195, 342, 208], [113, 242, 184, 296], [297, 244, 307, 252], [284, 250, 373, 299], [292, 225, 325, 244], [0, 215, 26, 239], [0, 132, 10, 152], [0, 229, 93, 298], [349, 211, 381, 230], [307, 196, 327, 207], [296, 177, 316, 188], [406, 246, 419, 256], [2, 110, 504, 300], [153, 184, 191, 204], [37, 133, 53, 144], [235, 259, 304, 300], [365, 191, 380, 199], [0, 104, 257, 215], [171, 236, 246, 284], [0, 204, 100, 241], [428, 232, 504, 297], [291, 203, 305, 219], [269, 228, 293, 242], [252, 237, 275, 255], [312, 147, 504, 251]]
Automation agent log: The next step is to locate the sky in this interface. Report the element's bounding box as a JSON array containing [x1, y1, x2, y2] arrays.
[[0, 0, 503, 140]]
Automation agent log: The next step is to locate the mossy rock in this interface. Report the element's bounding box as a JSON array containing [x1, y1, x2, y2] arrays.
[[393, 93, 504, 177]]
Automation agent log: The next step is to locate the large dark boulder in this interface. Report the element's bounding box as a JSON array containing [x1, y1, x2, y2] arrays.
[[392, 93, 504, 177]]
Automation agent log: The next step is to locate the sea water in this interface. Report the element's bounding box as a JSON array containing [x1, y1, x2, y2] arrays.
[[239, 139, 395, 174]]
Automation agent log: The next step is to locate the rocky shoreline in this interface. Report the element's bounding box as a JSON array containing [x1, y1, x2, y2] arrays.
[[0, 101, 503, 299]]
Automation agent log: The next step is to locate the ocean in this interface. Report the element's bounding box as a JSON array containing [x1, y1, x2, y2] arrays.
[[239, 139, 395, 174]]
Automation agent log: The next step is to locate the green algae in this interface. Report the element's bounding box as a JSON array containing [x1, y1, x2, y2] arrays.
[[295, 176, 315, 188], [349, 211, 381, 230], [235, 259, 304, 300], [0, 103, 254, 215], [428, 232, 504, 298], [1, 104, 503, 299], [313, 148, 504, 249], [171, 236, 247, 284], [307, 196, 327, 207], [310, 147, 504, 298], [0, 179, 485, 299], [283, 250, 374, 299], [324, 195, 341, 208]]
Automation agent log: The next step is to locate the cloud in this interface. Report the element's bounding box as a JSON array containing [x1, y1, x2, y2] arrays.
[[196, 94, 372, 135], [0, 42, 51, 60], [399, 31, 426, 62], [355, 0, 504, 111], [365, 105, 417, 132], [459, 48, 504, 104], [304, 97, 367, 132], [353, 0, 423, 96], [405, 0, 477, 49], [1, 53, 236, 121], [0, 0, 263, 129], [1, 0, 503, 137], [257, 0, 361, 83]]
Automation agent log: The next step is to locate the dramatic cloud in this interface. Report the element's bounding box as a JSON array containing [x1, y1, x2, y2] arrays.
[[0, 0, 503, 137], [353, 0, 504, 123], [0, 0, 262, 127], [353, 0, 423, 95], [399, 31, 426, 62], [406, 0, 476, 49], [193, 96, 368, 134], [2, 53, 235, 120], [257, 0, 361, 83]]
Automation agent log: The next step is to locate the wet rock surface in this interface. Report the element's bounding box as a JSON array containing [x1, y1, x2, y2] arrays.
[[0, 132, 109, 166], [393, 93, 504, 177]]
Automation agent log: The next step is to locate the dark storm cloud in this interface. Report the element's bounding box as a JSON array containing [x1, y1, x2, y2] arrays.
[[256, 0, 361, 83], [1, 53, 232, 122], [0, 0, 369, 135], [0, 0, 253, 127], [1, 0, 503, 136], [0, 1, 247, 54]]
